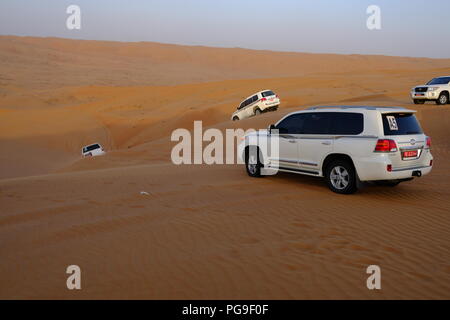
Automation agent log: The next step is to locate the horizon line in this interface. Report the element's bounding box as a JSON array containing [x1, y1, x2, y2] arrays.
[[2, 34, 450, 61]]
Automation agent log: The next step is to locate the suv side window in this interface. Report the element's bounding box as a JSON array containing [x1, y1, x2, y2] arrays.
[[302, 113, 332, 134], [251, 95, 258, 103], [276, 114, 307, 134], [330, 112, 364, 135]]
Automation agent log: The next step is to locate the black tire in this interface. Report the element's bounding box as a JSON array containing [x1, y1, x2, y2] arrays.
[[245, 146, 263, 178], [325, 159, 358, 194], [413, 99, 425, 104], [232, 116, 239, 121], [254, 109, 261, 116], [436, 92, 449, 105]]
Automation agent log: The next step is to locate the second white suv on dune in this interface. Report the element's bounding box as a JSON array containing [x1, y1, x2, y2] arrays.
[[411, 76, 450, 105], [240, 106, 433, 194], [231, 90, 280, 121], [82, 143, 105, 157]]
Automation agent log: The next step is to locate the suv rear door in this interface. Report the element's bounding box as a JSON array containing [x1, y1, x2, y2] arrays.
[[245, 95, 259, 117], [380, 112, 427, 169]]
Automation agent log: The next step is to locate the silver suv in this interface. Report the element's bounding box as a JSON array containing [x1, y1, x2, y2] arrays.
[[411, 76, 450, 105]]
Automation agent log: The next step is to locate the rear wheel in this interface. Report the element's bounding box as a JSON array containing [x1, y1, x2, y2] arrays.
[[232, 116, 239, 121], [325, 160, 357, 194], [245, 146, 263, 177], [254, 109, 261, 116], [413, 99, 425, 104], [436, 92, 449, 105]]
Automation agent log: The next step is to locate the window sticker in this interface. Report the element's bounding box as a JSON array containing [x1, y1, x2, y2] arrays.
[[386, 116, 398, 131]]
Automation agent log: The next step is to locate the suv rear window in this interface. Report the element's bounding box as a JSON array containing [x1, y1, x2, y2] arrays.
[[382, 113, 423, 136], [262, 91, 275, 97]]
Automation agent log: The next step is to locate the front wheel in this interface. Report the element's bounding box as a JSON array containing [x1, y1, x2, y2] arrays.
[[413, 99, 425, 104], [436, 93, 449, 105], [325, 160, 358, 194]]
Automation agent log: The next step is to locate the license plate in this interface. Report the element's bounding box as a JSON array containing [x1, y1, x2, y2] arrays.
[[402, 150, 418, 158], [415, 94, 424, 96]]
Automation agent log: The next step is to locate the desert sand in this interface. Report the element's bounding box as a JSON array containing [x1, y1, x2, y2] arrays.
[[0, 36, 449, 299]]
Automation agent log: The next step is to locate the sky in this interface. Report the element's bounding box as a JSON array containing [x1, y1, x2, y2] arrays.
[[0, 0, 449, 58]]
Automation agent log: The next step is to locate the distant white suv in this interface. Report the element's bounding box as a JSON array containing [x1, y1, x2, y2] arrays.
[[411, 76, 450, 105], [240, 106, 433, 194], [82, 143, 105, 157], [231, 90, 280, 121]]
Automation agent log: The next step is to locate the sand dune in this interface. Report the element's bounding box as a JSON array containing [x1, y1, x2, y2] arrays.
[[2, 35, 450, 90], [0, 36, 449, 299]]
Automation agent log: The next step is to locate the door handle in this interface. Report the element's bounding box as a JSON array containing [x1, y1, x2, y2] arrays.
[[288, 140, 296, 143], [321, 141, 332, 145]]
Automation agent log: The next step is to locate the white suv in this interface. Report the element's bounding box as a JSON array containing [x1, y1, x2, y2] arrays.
[[82, 143, 105, 157], [411, 76, 450, 105], [240, 106, 433, 194], [231, 90, 280, 121]]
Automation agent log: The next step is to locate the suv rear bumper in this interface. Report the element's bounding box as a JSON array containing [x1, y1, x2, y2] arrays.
[[356, 153, 433, 181], [261, 105, 279, 113]]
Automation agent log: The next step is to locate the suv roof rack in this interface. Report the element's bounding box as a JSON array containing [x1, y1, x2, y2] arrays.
[[306, 105, 407, 111]]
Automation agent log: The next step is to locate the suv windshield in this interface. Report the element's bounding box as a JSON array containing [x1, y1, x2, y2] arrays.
[[426, 77, 450, 85], [382, 113, 423, 136], [262, 91, 275, 97]]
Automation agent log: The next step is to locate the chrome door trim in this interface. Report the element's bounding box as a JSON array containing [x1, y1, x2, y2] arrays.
[[277, 158, 298, 164], [299, 161, 318, 167], [276, 135, 378, 140]]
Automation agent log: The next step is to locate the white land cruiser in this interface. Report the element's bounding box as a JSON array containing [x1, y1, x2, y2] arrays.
[[240, 106, 433, 194], [82, 143, 105, 157], [231, 90, 280, 121], [411, 76, 450, 105]]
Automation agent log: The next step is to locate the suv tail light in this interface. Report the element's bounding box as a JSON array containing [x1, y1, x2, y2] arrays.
[[425, 136, 431, 149], [261, 97, 267, 102], [374, 139, 398, 152]]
